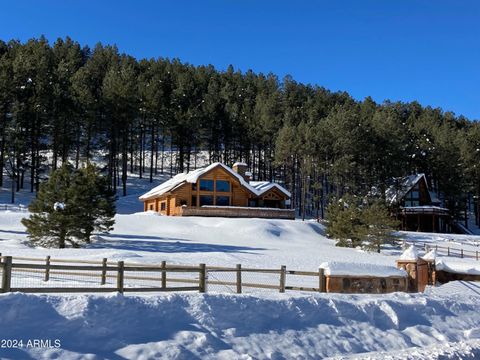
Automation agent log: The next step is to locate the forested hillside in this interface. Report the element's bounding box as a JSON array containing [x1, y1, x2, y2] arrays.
[[0, 36, 479, 223]]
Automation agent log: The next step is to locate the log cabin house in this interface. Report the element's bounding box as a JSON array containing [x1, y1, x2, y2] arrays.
[[386, 174, 451, 232], [139, 162, 295, 219]]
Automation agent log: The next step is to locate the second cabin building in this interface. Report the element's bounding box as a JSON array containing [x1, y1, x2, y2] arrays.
[[139, 162, 295, 219]]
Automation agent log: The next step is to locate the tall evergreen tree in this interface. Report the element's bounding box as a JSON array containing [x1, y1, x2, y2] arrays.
[[21, 163, 116, 248], [70, 162, 116, 243], [21, 164, 77, 248]]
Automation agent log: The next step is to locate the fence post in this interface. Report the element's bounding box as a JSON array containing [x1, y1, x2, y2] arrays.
[[236, 264, 242, 294], [161, 261, 167, 289], [448, 247, 450, 256], [44, 256, 51, 282], [461, 249, 464, 258], [117, 261, 124, 294], [199, 264, 206, 293], [319, 268, 326, 293], [279, 265, 286, 293], [1, 256, 12, 293], [101, 258, 107, 285], [477, 251, 479, 261]]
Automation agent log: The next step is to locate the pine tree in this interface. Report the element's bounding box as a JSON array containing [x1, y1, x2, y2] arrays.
[[21, 164, 77, 248], [360, 200, 399, 253], [326, 195, 398, 251], [21, 163, 116, 248], [70, 162, 116, 243], [326, 195, 364, 248]]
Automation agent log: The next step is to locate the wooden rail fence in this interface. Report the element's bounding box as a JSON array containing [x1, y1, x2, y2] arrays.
[[0, 254, 323, 295], [402, 240, 480, 261]]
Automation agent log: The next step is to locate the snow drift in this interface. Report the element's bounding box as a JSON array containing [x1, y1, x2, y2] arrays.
[[1, 283, 480, 359]]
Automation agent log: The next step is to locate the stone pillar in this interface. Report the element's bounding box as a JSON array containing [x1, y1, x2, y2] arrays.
[[396, 259, 418, 292]]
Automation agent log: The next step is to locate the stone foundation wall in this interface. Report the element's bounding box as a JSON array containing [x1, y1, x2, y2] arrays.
[[325, 276, 408, 294]]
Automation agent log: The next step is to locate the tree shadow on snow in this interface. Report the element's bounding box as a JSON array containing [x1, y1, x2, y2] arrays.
[[100, 233, 190, 242], [90, 235, 266, 254], [0, 229, 27, 235], [306, 222, 326, 236]]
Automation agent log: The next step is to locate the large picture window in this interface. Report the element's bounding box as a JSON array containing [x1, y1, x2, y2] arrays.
[[199, 179, 214, 191], [216, 180, 230, 192], [200, 195, 214, 206], [404, 187, 420, 207], [216, 196, 230, 206]]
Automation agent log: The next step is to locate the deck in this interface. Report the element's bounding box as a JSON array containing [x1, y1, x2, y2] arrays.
[[177, 205, 296, 220]]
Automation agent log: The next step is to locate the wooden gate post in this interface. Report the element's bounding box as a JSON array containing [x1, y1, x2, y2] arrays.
[[101, 258, 108, 285], [236, 264, 242, 294], [279, 265, 286, 293], [117, 261, 124, 294], [44, 256, 51, 282], [161, 261, 167, 289], [319, 268, 326, 293], [1, 256, 12, 293], [199, 264, 206, 293]]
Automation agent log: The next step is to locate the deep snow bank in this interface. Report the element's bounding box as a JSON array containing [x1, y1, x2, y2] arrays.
[[1, 283, 480, 359]]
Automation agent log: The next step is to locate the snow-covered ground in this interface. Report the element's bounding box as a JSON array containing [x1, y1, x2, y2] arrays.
[[2, 174, 480, 359], [1, 284, 480, 359]]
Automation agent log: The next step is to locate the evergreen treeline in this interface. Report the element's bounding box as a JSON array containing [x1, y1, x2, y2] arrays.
[[0, 36, 479, 225]]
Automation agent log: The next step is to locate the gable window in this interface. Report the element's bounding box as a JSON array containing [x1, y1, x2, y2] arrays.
[[216, 196, 230, 206], [404, 187, 420, 207], [199, 179, 214, 191], [216, 180, 230, 192], [200, 195, 214, 206]]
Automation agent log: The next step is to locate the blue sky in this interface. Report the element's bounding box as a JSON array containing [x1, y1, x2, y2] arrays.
[[1, 1, 479, 119]]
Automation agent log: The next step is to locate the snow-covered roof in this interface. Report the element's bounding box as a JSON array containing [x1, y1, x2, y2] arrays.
[[319, 261, 407, 277], [385, 174, 427, 205], [249, 181, 291, 198], [139, 163, 291, 200]]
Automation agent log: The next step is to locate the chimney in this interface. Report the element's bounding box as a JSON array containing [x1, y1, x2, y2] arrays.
[[232, 162, 248, 182]]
